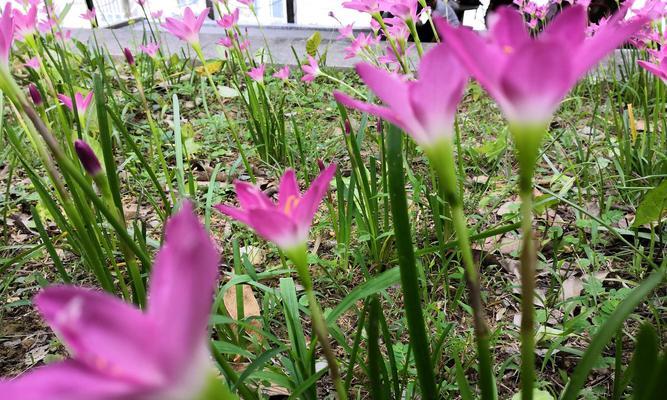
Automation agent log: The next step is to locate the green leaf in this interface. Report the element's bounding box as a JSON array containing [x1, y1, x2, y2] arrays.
[[305, 32, 322, 56], [512, 389, 555, 400], [632, 180, 667, 227]]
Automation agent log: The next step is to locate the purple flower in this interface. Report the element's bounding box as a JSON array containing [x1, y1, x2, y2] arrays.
[[162, 7, 209, 45], [151, 10, 163, 19], [80, 8, 96, 22], [216, 164, 336, 251], [342, 0, 382, 14], [436, 5, 650, 126], [337, 24, 354, 40], [0, 202, 221, 400], [28, 83, 42, 106], [123, 48, 135, 66], [74, 140, 102, 176], [334, 44, 468, 147]]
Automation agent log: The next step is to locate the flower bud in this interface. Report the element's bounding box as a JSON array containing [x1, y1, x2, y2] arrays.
[[123, 47, 135, 66], [28, 84, 42, 106], [344, 119, 352, 135], [376, 118, 383, 134], [317, 159, 325, 171], [74, 139, 102, 176]]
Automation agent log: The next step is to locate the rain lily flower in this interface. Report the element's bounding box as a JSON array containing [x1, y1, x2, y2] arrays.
[[238, 0, 254, 7], [436, 5, 649, 128], [272, 65, 290, 81], [28, 83, 42, 106], [151, 10, 163, 19], [123, 48, 135, 66], [74, 140, 102, 176], [247, 64, 265, 83], [344, 32, 379, 59], [24, 57, 40, 69], [58, 92, 94, 115], [12, 5, 38, 40], [238, 39, 250, 51], [215, 164, 336, 252], [217, 8, 239, 29], [136, 0, 147, 6], [217, 36, 234, 48], [334, 44, 468, 149], [80, 8, 96, 21], [638, 56, 667, 82], [342, 0, 382, 14], [0, 3, 14, 69], [162, 7, 209, 45], [337, 23, 354, 40], [384, 0, 418, 21], [140, 43, 160, 58], [301, 55, 321, 83], [0, 202, 225, 400]]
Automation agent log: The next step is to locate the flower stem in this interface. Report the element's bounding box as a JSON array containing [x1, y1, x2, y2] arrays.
[[427, 139, 497, 400], [519, 188, 536, 400], [287, 247, 347, 400]]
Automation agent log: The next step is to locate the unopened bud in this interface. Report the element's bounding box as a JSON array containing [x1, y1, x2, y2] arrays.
[[344, 119, 352, 135], [28, 84, 42, 106], [123, 47, 135, 66], [74, 139, 102, 176], [376, 118, 383, 134], [317, 159, 325, 171]]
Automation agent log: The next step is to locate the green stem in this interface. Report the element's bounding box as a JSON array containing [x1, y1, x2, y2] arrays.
[[427, 139, 496, 400], [519, 189, 536, 400], [385, 125, 438, 399], [286, 247, 347, 400]]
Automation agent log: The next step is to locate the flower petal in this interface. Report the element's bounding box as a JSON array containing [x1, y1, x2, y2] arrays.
[[333, 91, 404, 129], [355, 63, 410, 114], [0, 360, 138, 400], [488, 6, 530, 50], [235, 181, 274, 210], [147, 201, 219, 376], [278, 169, 300, 212], [542, 4, 587, 49], [292, 163, 336, 230], [247, 208, 302, 249], [35, 286, 164, 386], [499, 40, 572, 123]]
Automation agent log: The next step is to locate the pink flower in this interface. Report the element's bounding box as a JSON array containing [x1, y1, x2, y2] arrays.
[[162, 7, 209, 45], [334, 44, 468, 147], [342, 0, 382, 14], [24, 56, 40, 69], [301, 55, 321, 83], [238, 0, 254, 7], [139, 43, 159, 58], [74, 140, 102, 176], [80, 8, 96, 21], [13, 5, 38, 40], [55, 29, 72, 41], [247, 64, 265, 83], [151, 10, 163, 19], [216, 164, 336, 250], [272, 65, 290, 81], [436, 5, 649, 126], [0, 203, 221, 400], [217, 8, 239, 29], [238, 39, 250, 51], [136, 0, 147, 6], [638, 56, 667, 83], [57, 92, 94, 115], [344, 32, 379, 59], [217, 36, 233, 48], [337, 24, 354, 40], [384, 0, 418, 21], [0, 3, 14, 69]]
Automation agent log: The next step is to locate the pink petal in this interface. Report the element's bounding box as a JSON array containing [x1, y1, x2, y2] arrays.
[[408, 44, 467, 144], [278, 169, 300, 212], [235, 181, 274, 210], [355, 63, 409, 113], [0, 360, 137, 400], [498, 40, 572, 123], [292, 163, 336, 230], [247, 208, 302, 248], [35, 287, 164, 386], [57, 94, 73, 110], [542, 4, 587, 49], [214, 204, 251, 226], [638, 60, 667, 81], [333, 91, 404, 129], [488, 6, 530, 49], [435, 20, 503, 100], [147, 201, 219, 375]]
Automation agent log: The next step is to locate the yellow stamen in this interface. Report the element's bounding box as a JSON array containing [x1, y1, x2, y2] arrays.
[[283, 195, 300, 215], [503, 45, 514, 54]]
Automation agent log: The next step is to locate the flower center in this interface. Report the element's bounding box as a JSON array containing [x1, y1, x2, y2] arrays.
[[503, 45, 514, 55], [283, 195, 300, 215]]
